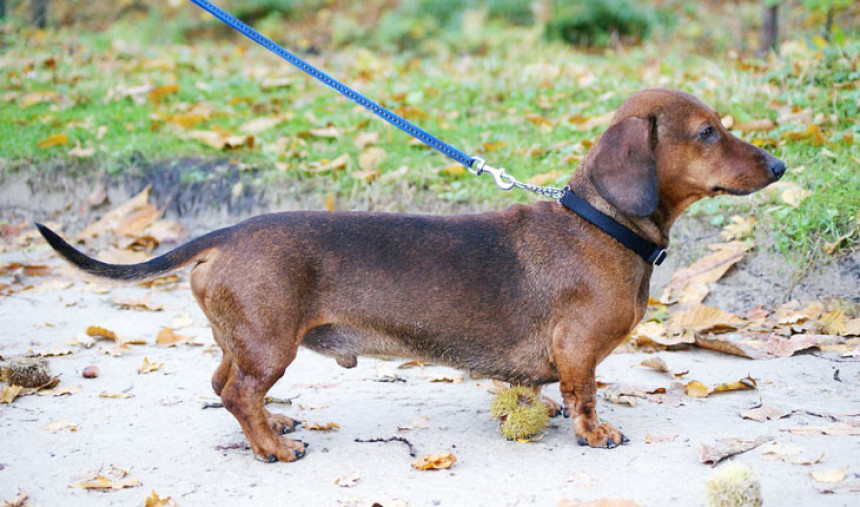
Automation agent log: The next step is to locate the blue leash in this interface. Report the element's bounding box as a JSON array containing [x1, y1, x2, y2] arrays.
[[187, 0, 565, 196]]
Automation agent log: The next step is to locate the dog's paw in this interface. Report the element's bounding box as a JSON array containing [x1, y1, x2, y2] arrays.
[[254, 439, 307, 463], [574, 422, 628, 449], [267, 412, 301, 434]]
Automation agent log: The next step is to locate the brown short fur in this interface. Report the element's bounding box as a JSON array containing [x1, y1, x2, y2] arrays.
[[37, 89, 786, 461]]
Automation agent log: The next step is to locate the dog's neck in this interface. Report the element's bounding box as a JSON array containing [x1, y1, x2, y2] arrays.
[[567, 170, 671, 250]]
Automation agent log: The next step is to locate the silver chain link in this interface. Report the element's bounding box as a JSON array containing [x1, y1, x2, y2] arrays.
[[469, 157, 566, 200]]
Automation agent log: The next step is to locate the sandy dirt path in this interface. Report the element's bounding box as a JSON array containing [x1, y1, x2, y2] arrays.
[[1, 242, 858, 506]]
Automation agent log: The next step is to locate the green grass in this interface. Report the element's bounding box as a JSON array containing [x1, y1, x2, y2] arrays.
[[0, 4, 858, 260]]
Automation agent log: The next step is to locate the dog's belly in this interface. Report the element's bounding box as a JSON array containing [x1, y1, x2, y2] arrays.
[[300, 324, 558, 385]]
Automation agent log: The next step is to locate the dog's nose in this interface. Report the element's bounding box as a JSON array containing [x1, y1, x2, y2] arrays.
[[769, 159, 786, 180]]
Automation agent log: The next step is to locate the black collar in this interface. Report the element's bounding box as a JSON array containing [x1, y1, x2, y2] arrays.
[[558, 190, 667, 266]]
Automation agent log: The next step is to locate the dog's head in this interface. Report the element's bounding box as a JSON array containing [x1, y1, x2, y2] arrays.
[[580, 88, 785, 218]]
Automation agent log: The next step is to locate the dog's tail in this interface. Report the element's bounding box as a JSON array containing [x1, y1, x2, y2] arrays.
[[35, 223, 232, 282]]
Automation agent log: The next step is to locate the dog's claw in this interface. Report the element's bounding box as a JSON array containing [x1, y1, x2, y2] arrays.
[[606, 438, 617, 449], [620, 434, 629, 443], [576, 436, 588, 446], [562, 408, 570, 419], [266, 453, 277, 463], [294, 448, 306, 459]]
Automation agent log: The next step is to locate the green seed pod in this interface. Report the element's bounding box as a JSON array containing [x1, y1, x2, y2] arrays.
[[705, 462, 763, 507], [490, 385, 549, 440]]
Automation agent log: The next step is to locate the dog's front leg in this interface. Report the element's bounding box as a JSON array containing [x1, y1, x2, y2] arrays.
[[552, 323, 628, 448]]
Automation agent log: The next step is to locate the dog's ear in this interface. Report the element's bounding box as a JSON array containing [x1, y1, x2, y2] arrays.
[[587, 116, 658, 217]]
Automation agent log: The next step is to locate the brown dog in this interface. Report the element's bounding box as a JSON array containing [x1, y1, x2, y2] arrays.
[[37, 88, 785, 462]]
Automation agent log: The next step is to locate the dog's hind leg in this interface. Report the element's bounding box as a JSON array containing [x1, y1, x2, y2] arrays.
[[211, 332, 299, 435], [217, 333, 306, 463]]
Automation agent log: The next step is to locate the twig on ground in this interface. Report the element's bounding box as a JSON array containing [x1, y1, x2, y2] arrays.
[[355, 436, 417, 457]]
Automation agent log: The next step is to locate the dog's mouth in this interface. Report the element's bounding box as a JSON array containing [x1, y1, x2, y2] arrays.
[[711, 185, 756, 196]]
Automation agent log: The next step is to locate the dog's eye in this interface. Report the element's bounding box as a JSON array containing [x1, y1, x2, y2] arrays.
[[698, 125, 715, 141]]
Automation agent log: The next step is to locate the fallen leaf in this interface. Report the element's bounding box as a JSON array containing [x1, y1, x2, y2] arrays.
[[69, 466, 140, 491], [37, 133, 69, 148], [358, 146, 387, 172], [1, 489, 29, 507], [37, 384, 82, 397], [110, 293, 163, 311], [734, 119, 775, 132], [333, 472, 361, 488], [411, 452, 457, 470], [353, 131, 379, 149], [685, 380, 709, 397], [661, 242, 750, 304], [44, 421, 79, 433], [68, 146, 96, 158], [307, 126, 340, 139], [765, 181, 813, 208], [711, 376, 757, 394], [397, 360, 427, 369], [86, 326, 119, 342], [138, 357, 163, 375], [0, 385, 24, 404], [238, 117, 283, 135], [99, 391, 135, 399], [310, 153, 350, 173], [305, 422, 339, 431], [669, 305, 743, 334], [741, 406, 789, 422], [156, 328, 190, 347], [148, 84, 179, 103], [170, 312, 195, 329], [699, 435, 774, 465], [105, 343, 133, 357], [426, 374, 464, 383], [760, 441, 824, 465], [720, 216, 757, 241], [145, 490, 178, 507], [811, 466, 849, 484]]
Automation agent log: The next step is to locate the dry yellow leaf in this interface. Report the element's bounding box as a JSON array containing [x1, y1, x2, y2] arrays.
[[411, 452, 457, 470], [819, 309, 847, 336], [325, 193, 335, 211], [68, 146, 96, 158], [760, 441, 824, 465], [787, 423, 860, 436], [710, 376, 757, 394], [735, 119, 775, 132], [0, 385, 24, 404], [70, 474, 140, 491], [308, 126, 340, 138], [86, 326, 119, 341], [668, 305, 743, 334], [311, 153, 350, 173], [685, 380, 709, 397], [145, 490, 178, 507], [305, 422, 340, 431], [37, 133, 69, 148], [156, 328, 188, 346], [426, 374, 464, 383], [138, 357, 163, 375], [148, 84, 179, 103]]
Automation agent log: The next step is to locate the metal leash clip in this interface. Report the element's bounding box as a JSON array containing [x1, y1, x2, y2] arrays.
[[469, 157, 516, 191]]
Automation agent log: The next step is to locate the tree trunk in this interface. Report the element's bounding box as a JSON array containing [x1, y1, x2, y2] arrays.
[[31, 0, 49, 28], [0, 1, 6, 20], [759, 2, 779, 55], [824, 6, 834, 42]]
